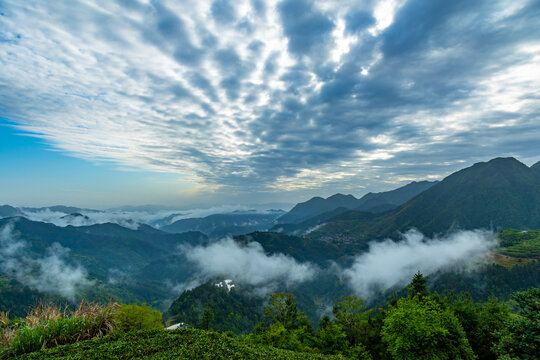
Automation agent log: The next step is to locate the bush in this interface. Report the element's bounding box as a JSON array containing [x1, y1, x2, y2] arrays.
[[115, 303, 163, 333]]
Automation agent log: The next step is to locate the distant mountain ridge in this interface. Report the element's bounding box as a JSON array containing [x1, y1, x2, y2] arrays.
[[162, 211, 285, 237], [309, 157, 540, 242], [277, 180, 437, 224], [0, 205, 21, 218]]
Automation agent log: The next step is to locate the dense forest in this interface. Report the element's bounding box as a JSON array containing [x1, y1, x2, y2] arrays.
[[172, 274, 539, 360]]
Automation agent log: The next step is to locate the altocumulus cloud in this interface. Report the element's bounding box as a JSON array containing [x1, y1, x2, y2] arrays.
[[0, 0, 539, 195]]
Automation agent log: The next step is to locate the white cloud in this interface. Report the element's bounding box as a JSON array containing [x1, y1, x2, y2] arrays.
[[0, 222, 94, 300], [343, 229, 497, 298], [183, 237, 317, 293]]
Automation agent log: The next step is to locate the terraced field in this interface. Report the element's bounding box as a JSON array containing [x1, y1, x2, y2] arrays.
[[497, 229, 540, 258]]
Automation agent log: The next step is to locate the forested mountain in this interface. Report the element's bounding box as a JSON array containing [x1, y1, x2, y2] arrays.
[[309, 157, 540, 242], [164, 281, 263, 334], [162, 210, 284, 237], [0, 205, 21, 218], [0, 217, 209, 309], [277, 181, 437, 224]]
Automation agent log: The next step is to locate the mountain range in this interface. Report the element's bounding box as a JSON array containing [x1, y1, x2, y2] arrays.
[[276, 180, 437, 224], [162, 210, 285, 237], [305, 157, 540, 243], [1, 156, 539, 318]]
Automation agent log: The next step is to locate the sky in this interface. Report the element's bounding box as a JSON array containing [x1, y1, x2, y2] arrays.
[[0, 0, 539, 209]]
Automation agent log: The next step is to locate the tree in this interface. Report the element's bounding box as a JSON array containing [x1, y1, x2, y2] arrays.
[[332, 296, 372, 347], [115, 303, 163, 333], [315, 320, 347, 354], [495, 287, 539, 360], [382, 296, 475, 360], [408, 272, 428, 299], [264, 292, 308, 330], [200, 306, 214, 330], [474, 297, 510, 360]]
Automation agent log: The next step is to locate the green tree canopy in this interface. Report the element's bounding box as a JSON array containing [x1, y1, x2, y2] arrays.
[[332, 296, 372, 347], [264, 292, 308, 330], [495, 287, 540, 360], [382, 296, 475, 360]]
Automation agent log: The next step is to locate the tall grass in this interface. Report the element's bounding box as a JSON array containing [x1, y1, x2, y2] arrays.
[[0, 300, 118, 358]]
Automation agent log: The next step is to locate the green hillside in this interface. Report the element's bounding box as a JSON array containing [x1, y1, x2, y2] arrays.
[[497, 229, 540, 258], [18, 328, 343, 360], [310, 157, 540, 242], [165, 282, 263, 334]]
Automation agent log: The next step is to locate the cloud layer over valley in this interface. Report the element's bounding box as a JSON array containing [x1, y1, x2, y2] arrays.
[[182, 237, 317, 294], [342, 229, 497, 298], [0, 223, 94, 300]]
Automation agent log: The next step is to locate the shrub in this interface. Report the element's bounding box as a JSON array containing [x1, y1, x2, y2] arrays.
[[115, 303, 163, 333]]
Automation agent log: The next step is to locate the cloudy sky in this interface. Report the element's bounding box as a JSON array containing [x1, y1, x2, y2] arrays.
[[1, 0, 539, 208]]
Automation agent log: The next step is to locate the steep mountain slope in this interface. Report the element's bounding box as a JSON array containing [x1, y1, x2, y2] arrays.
[[310, 158, 540, 242], [277, 181, 437, 224], [162, 211, 284, 237]]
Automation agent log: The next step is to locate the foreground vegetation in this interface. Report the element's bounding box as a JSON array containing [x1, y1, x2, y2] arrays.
[[18, 328, 342, 360], [0, 301, 118, 359], [1, 274, 538, 360]]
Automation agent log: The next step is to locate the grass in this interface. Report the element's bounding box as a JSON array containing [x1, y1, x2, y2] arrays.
[[0, 300, 117, 359], [18, 328, 345, 359]]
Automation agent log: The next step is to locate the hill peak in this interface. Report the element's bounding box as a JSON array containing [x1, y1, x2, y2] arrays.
[[327, 193, 356, 200], [477, 157, 526, 169]]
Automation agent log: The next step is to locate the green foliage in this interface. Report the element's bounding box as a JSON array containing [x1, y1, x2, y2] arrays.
[[18, 328, 343, 359], [115, 303, 163, 333], [495, 287, 540, 360], [264, 292, 309, 330], [445, 293, 511, 360], [332, 296, 372, 347], [382, 296, 476, 360], [200, 307, 214, 330], [315, 322, 348, 355], [408, 272, 428, 299], [245, 293, 315, 353]]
